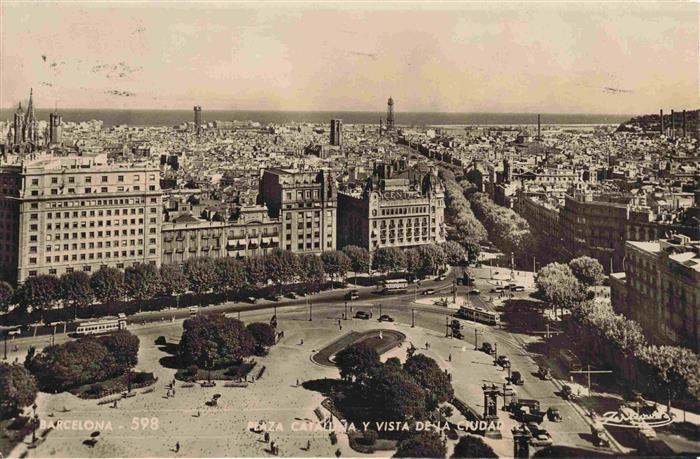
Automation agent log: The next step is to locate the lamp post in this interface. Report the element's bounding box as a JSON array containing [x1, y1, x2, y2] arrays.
[[493, 342, 498, 365], [308, 300, 312, 321], [31, 402, 38, 443], [127, 368, 133, 393], [3, 331, 7, 360], [445, 317, 450, 338], [344, 301, 348, 320], [411, 308, 415, 328]]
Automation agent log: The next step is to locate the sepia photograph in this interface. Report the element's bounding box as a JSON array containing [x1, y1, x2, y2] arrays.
[[0, 1, 698, 458]]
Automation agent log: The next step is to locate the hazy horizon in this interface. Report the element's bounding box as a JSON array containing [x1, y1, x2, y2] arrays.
[[2, 2, 698, 113]]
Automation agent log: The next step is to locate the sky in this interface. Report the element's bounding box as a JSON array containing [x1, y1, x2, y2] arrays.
[[1, 1, 698, 113]]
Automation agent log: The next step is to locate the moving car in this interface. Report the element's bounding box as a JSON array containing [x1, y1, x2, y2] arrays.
[[345, 290, 359, 300], [354, 311, 370, 320], [561, 385, 577, 401], [378, 314, 394, 322], [515, 406, 545, 423], [496, 355, 510, 367], [510, 371, 524, 385], [245, 297, 258, 304], [513, 285, 526, 292], [423, 288, 436, 295], [450, 319, 462, 330], [452, 329, 464, 339], [468, 289, 481, 295], [547, 407, 562, 422], [491, 287, 504, 293]]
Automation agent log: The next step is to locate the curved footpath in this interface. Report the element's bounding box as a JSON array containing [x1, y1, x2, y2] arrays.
[[311, 329, 406, 367]]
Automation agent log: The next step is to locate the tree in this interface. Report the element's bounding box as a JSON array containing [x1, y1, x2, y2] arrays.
[[0, 363, 38, 418], [244, 256, 267, 289], [372, 247, 406, 274], [638, 345, 700, 412], [367, 364, 427, 423], [90, 267, 125, 304], [265, 249, 300, 292], [394, 431, 446, 458], [179, 314, 255, 369], [124, 263, 161, 301], [417, 244, 447, 275], [159, 264, 189, 300], [183, 257, 218, 294], [404, 248, 421, 279], [321, 251, 352, 286], [99, 330, 140, 372], [404, 354, 454, 406], [28, 338, 119, 391], [298, 254, 325, 292], [0, 281, 14, 313], [462, 243, 480, 266], [569, 256, 606, 286], [59, 271, 93, 319], [536, 263, 586, 317], [214, 258, 247, 297], [452, 435, 497, 458], [15, 274, 61, 315], [343, 245, 370, 275], [247, 322, 276, 347], [334, 342, 381, 384], [441, 241, 466, 265]]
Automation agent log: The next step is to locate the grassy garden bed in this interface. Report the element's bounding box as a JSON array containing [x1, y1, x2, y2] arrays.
[[68, 371, 157, 399], [174, 361, 256, 382], [0, 416, 37, 457]]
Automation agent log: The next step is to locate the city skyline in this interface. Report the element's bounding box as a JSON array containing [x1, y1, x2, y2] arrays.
[[1, 2, 698, 114]]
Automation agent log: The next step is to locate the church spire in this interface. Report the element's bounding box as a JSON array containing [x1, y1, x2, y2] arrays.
[[25, 88, 35, 122]]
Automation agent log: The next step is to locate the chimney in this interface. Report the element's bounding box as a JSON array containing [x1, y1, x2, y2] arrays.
[[537, 114, 541, 139], [671, 110, 675, 139], [660, 109, 664, 135], [683, 110, 687, 138]]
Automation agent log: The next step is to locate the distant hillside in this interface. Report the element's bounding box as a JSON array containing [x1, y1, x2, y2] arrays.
[[616, 109, 699, 139]]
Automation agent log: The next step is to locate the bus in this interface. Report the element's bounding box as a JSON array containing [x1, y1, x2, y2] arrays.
[[559, 349, 582, 372], [457, 305, 500, 325], [380, 279, 409, 295], [75, 313, 127, 336]]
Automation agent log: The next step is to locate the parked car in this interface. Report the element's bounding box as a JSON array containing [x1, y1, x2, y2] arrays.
[[268, 294, 282, 302], [245, 296, 258, 304], [502, 384, 518, 396], [354, 311, 370, 320], [286, 292, 298, 299], [561, 385, 577, 401], [530, 432, 553, 447], [537, 366, 552, 380], [378, 314, 394, 322], [491, 287, 504, 293], [547, 407, 562, 422], [345, 290, 359, 300], [435, 274, 447, 281], [510, 371, 524, 385], [452, 329, 464, 339], [496, 355, 510, 367], [451, 319, 462, 330], [516, 406, 545, 423], [423, 288, 436, 295], [513, 285, 526, 292], [468, 289, 480, 295], [481, 342, 494, 355]]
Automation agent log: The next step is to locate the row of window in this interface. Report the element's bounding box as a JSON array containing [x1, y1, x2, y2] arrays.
[[379, 206, 430, 216], [27, 260, 158, 277], [30, 185, 157, 196], [28, 248, 158, 265], [34, 237, 158, 253], [30, 174, 156, 187]]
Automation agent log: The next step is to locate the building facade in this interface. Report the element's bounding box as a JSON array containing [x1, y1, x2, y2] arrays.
[[259, 169, 337, 254], [337, 168, 446, 251], [0, 154, 162, 282], [161, 205, 280, 264], [611, 236, 700, 352]]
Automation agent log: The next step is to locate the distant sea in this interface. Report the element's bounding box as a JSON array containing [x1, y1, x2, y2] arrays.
[[0, 109, 632, 128]]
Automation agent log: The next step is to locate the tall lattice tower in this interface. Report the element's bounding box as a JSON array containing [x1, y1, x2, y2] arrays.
[[386, 97, 395, 130]]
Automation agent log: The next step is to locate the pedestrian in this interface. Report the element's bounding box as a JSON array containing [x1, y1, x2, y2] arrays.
[[335, 448, 341, 458], [369, 311, 373, 318], [379, 330, 383, 340], [448, 353, 452, 362], [296, 378, 299, 387], [197, 410, 200, 417], [264, 432, 270, 443], [306, 439, 311, 450], [113, 399, 118, 408], [300, 338, 304, 345], [172, 388, 176, 397], [175, 441, 180, 453]]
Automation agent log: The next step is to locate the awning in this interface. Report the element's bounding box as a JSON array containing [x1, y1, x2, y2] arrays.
[[271, 236, 280, 243]]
